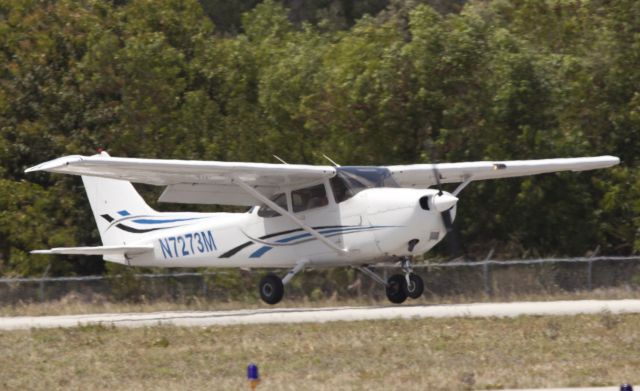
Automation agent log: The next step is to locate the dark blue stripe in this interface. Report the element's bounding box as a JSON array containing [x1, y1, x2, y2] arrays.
[[276, 233, 311, 243], [273, 226, 375, 244], [132, 217, 201, 224], [250, 246, 273, 258], [118, 210, 130, 216]]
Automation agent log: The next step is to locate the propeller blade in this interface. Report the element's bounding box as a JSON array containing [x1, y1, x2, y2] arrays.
[[431, 164, 443, 196], [440, 208, 464, 259], [431, 161, 469, 260]]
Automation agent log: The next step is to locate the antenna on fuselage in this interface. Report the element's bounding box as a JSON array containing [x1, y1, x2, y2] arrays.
[[273, 155, 288, 164], [322, 154, 341, 167]]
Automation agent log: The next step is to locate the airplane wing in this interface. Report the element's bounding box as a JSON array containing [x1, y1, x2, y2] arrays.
[[26, 153, 336, 206], [388, 156, 620, 189], [27, 153, 618, 205]]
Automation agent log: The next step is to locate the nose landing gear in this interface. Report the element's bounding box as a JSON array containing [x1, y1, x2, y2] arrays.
[[401, 257, 424, 299], [357, 256, 425, 304], [403, 273, 424, 299]]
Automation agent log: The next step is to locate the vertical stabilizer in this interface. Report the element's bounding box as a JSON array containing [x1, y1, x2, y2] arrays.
[[81, 169, 156, 246]]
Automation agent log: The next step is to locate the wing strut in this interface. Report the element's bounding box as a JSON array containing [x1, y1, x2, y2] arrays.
[[452, 175, 474, 196], [231, 176, 349, 255]]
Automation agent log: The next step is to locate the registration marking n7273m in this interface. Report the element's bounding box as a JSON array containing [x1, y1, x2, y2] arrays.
[[159, 230, 217, 259]]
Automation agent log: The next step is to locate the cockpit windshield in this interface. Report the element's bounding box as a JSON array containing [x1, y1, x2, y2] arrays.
[[337, 167, 399, 188], [330, 167, 398, 203]]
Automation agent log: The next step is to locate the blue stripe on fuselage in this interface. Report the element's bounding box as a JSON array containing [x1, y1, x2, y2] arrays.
[[132, 217, 202, 224], [250, 246, 273, 258], [248, 226, 386, 259]]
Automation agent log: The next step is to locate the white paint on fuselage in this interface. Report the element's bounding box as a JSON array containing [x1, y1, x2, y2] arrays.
[[128, 188, 455, 269]]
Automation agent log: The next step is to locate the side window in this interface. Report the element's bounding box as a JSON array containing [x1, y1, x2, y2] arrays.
[[257, 193, 287, 218], [292, 183, 328, 213]]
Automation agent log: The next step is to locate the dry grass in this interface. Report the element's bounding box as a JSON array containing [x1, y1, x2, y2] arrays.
[[1, 286, 640, 316], [0, 313, 638, 390]]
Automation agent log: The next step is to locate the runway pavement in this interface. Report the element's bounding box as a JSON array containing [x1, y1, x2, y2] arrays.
[[1, 299, 640, 330]]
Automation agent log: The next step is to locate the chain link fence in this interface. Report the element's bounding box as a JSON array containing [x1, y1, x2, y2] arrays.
[[1, 256, 639, 305]]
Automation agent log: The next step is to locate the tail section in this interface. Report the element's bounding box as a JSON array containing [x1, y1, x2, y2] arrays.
[[29, 151, 213, 262], [81, 175, 157, 246]]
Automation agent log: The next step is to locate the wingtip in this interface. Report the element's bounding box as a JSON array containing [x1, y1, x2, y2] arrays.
[[25, 165, 42, 173], [23, 155, 87, 174], [30, 249, 52, 254], [601, 155, 621, 166]]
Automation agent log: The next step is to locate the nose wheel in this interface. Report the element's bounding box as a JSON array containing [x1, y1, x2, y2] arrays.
[[357, 257, 425, 304], [385, 272, 424, 303], [404, 273, 424, 298]]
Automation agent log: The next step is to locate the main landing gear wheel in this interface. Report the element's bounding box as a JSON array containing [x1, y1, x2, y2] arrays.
[[404, 273, 424, 299], [259, 273, 284, 305], [385, 274, 408, 304]]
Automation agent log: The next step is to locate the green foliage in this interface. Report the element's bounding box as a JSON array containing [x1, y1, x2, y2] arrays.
[[1, 0, 639, 276]]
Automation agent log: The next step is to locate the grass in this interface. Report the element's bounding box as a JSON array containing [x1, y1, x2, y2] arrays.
[[0, 313, 638, 390], [1, 286, 640, 316]]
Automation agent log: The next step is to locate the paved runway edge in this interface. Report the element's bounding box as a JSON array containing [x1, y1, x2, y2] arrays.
[[1, 299, 640, 330]]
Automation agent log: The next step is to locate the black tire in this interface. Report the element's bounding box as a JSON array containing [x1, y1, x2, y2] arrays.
[[404, 273, 424, 299], [259, 274, 284, 305], [385, 274, 407, 304]]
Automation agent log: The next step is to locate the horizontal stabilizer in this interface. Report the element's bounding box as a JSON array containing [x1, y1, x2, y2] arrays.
[[31, 245, 153, 256]]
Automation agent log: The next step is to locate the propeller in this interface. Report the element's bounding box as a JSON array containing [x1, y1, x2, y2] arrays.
[[431, 163, 467, 260]]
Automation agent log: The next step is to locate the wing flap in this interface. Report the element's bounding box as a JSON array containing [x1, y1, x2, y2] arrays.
[[389, 156, 620, 188], [159, 183, 270, 206]]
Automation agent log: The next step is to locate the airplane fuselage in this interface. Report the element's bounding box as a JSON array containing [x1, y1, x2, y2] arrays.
[[126, 188, 455, 268]]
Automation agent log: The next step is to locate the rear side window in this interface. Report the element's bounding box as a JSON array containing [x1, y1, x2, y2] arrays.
[[258, 193, 287, 218], [292, 184, 328, 213]]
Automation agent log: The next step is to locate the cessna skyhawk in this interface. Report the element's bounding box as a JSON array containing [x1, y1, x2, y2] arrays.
[[27, 152, 619, 304]]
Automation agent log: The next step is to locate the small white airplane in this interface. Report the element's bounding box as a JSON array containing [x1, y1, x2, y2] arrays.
[[27, 152, 619, 304]]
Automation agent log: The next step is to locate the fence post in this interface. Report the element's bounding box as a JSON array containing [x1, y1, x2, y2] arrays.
[[38, 262, 51, 302], [586, 246, 599, 292], [483, 261, 492, 296], [201, 274, 208, 298]]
